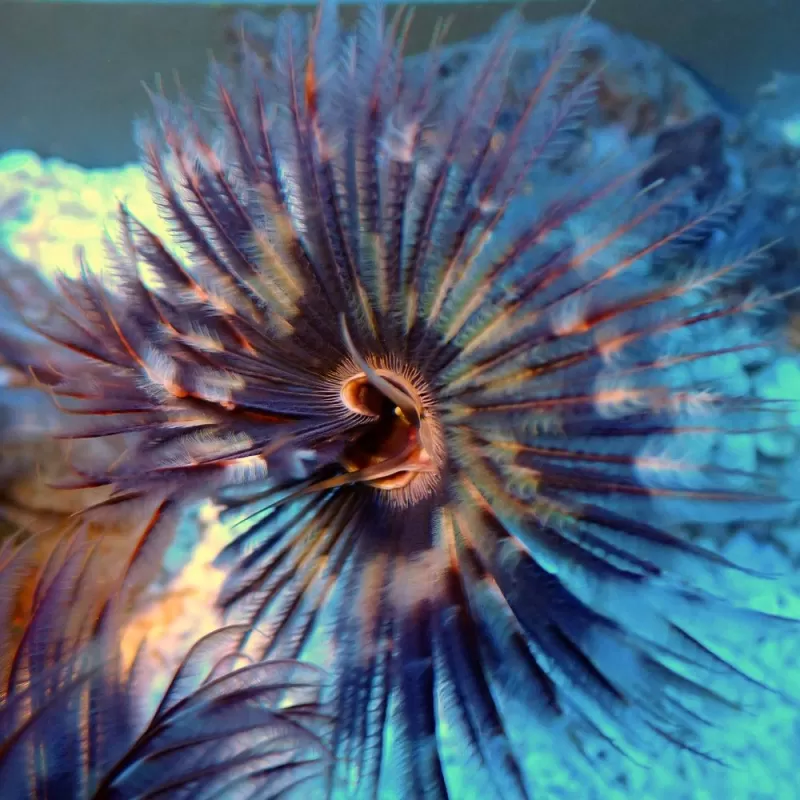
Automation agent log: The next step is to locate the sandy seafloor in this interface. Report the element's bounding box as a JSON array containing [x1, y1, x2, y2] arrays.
[[3, 4, 800, 796]]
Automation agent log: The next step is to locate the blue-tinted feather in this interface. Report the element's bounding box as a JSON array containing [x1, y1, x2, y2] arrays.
[[0, 534, 330, 800]]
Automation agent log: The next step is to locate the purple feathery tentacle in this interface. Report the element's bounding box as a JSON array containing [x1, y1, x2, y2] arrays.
[[0, 2, 796, 798]]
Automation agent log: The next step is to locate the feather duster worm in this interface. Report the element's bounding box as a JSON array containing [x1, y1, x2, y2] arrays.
[[0, 2, 796, 797], [0, 532, 330, 799]]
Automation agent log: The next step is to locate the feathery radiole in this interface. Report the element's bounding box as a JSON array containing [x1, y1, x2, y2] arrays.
[[0, 2, 795, 797]]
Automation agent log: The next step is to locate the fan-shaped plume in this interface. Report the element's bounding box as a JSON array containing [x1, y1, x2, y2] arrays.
[[0, 1, 796, 797], [0, 533, 330, 799]]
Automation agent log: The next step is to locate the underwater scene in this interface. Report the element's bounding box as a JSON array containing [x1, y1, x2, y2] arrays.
[[1, 0, 800, 798]]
